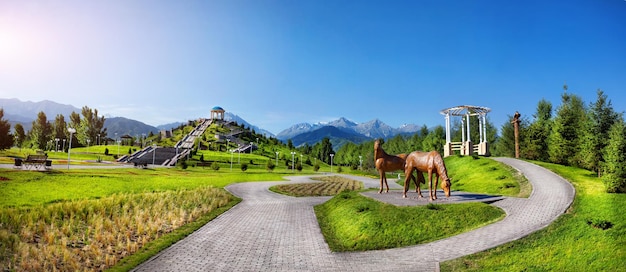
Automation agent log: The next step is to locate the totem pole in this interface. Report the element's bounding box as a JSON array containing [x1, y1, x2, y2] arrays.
[[512, 111, 521, 159]]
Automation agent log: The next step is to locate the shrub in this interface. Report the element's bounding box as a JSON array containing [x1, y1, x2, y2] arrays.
[[314, 163, 320, 172], [241, 163, 248, 172], [337, 166, 343, 173], [104, 148, 109, 155], [296, 162, 303, 172], [266, 159, 275, 172], [211, 162, 220, 171], [200, 154, 204, 162]]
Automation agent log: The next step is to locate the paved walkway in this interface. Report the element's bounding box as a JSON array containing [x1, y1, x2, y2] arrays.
[[133, 158, 575, 272]]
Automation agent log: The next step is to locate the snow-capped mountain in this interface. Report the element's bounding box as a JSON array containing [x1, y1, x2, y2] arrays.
[[276, 117, 420, 143]]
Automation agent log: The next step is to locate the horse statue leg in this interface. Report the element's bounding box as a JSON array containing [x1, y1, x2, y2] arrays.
[[402, 168, 413, 198], [432, 174, 440, 200], [428, 170, 435, 201], [414, 171, 424, 198], [378, 169, 385, 194]]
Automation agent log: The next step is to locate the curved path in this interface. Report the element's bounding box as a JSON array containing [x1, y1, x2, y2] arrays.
[[133, 158, 574, 272]]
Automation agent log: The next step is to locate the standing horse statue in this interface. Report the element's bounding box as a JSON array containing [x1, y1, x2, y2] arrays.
[[403, 150, 451, 200], [374, 139, 424, 194]]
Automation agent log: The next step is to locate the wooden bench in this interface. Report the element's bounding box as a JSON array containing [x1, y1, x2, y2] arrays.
[[22, 154, 50, 170]]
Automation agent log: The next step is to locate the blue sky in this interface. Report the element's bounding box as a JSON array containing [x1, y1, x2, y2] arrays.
[[1, 0, 625, 135]]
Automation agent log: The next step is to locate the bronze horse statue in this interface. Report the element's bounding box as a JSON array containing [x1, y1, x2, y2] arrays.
[[403, 150, 451, 200], [374, 139, 424, 194]]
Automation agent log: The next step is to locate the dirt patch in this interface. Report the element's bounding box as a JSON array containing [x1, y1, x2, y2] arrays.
[[0, 176, 10, 181]]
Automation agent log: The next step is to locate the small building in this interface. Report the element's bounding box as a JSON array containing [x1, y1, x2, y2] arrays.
[[211, 106, 225, 121], [440, 105, 491, 157]]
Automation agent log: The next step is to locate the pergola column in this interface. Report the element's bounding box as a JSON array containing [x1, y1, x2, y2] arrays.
[[440, 105, 491, 157]]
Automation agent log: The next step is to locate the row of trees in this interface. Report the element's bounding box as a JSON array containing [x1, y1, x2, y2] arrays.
[[496, 89, 625, 193], [0, 106, 107, 151]]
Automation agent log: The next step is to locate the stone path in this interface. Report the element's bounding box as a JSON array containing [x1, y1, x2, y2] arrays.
[[133, 158, 575, 272]]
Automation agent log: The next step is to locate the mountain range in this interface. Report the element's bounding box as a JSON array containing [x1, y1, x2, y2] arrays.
[[276, 117, 421, 147], [1, 98, 420, 146]]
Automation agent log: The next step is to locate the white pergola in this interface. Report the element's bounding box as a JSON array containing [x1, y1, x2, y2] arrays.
[[440, 105, 491, 157]]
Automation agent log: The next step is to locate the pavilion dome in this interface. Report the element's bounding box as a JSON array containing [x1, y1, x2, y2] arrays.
[[212, 106, 224, 111]]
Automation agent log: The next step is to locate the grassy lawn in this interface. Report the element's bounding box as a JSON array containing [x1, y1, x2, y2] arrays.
[[315, 191, 504, 252], [441, 161, 626, 271], [0, 167, 288, 208], [398, 155, 531, 198], [0, 166, 291, 271]]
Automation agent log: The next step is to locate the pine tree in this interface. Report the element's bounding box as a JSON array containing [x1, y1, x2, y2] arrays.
[[30, 111, 53, 150], [0, 109, 13, 150], [548, 93, 587, 166], [580, 90, 620, 176], [523, 99, 552, 161], [602, 119, 626, 193], [493, 115, 516, 157]]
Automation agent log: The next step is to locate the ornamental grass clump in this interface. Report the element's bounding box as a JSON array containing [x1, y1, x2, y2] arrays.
[[0, 187, 232, 271]]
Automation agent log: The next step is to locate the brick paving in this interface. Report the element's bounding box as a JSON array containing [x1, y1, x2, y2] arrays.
[[133, 158, 574, 272]]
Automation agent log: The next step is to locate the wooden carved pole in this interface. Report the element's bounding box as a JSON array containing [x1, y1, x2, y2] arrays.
[[512, 111, 521, 159]]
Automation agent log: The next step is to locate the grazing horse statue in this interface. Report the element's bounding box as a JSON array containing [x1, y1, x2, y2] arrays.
[[374, 139, 424, 194], [403, 150, 451, 200]]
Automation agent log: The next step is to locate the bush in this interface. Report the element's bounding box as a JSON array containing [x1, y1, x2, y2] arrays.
[[200, 154, 204, 162], [241, 163, 248, 172], [296, 162, 303, 172], [314, 163, 320, 172], [337, 166, 343, 173], [104, 148, 109, 155], [210, 162, 220, 171], [266, 159, 275, 172]]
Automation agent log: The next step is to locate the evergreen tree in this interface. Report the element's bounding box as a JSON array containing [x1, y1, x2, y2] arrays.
[[319, 137, 334, 164], [602, 119, 626, 193], [29, 111, 53, 150], [0, 109, 13, 150], [422, 125, 445, 154], [548, 93, 587, 166], [53, 114, 67, 147], [493, 115, 516, 157], [13, 123, 25, 149], [523, 99, 552, 161], [580, 90, 620, 176]]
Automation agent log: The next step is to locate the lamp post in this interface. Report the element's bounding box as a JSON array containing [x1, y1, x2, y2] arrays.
[[300, 154, 303, 168], [275, 151, 279, 167], [62, 139, 66, 152], [291, 152, 296, 172], [330, 154, 334, 173], [86, 139, 91, 151], [250, 142, 253, 154], [67, 127, 76, 169], [359, 155, 363, 170], [55, 138, 59, 152], [152, 144, 156, 166], [230, 149, 234, 171]]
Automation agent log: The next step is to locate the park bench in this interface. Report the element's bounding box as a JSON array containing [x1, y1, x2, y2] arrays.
[[22, 154, 51, 170]]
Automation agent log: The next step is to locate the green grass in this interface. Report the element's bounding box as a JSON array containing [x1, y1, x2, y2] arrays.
[[441, 161, 626, 271], [442, 155, 530, 197], [315, 191, 504, 252], [0, 167, 287, 208]]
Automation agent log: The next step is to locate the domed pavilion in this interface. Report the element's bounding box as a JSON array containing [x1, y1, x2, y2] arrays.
[[211, 106, 225, 121]]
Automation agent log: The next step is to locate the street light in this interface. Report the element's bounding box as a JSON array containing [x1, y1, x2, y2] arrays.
[[291, 152, 296, 172], [152, 144, 156, 165], [62, 139, 66, 152], [330, 154, 335, 173], [67, 127, 76, 169], [55, 138, 59, 152], [275, 151, 279, 167], [359, 155, 363, 170], [250, 142, 253, 154], [230, 149, 234, 171]]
